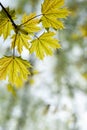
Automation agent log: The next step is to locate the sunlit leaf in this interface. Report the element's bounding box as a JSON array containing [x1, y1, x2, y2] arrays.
[[30, 32, 61, 59], [21, 13, 40, 34], [11, 33, 31, 54], [0, 8, 16, 39], [41, 0, 69, 29], [0, 56, 31, 87]]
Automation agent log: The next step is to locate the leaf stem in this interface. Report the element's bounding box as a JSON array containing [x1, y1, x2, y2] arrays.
[[19, 14, 43, 26], [0, 2, 17, 29], [13, 33, 17, 58]]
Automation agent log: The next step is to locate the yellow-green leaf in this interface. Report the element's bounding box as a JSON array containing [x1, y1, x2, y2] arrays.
[[0, 56, 31, 87], [30, 32, 61, 59], [41, 0, 69, 29], [11, 33, 31, 54], [21, 13, 40, 34], [0, 8, 16, 39]]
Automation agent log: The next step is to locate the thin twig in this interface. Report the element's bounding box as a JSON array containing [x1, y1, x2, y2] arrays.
[[0, 2, 17, 29], [13, 33, 17, 58]]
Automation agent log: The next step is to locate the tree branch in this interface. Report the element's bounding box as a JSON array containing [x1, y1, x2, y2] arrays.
[[0, 2, 17, 29]]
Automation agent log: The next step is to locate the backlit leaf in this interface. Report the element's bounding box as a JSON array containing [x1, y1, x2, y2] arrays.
[[0, 56, 31, 87], [0, 8, 16, 39], [21, 13, 40, 34], [11, 33, 31, 54], [41, 0, 69, 29], [30, 32, 61, 59]]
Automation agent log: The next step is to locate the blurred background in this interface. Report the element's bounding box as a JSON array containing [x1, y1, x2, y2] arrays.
[[0, 0, 87, 130]]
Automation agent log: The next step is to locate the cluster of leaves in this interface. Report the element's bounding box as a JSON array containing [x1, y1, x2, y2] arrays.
[[0, 0, 69, 88]]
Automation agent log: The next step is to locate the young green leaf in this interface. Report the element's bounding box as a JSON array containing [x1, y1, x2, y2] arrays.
[[30, 32, 61, 59], [0, 56, 31, 87], [11, 33, 31, 54], [41, 0, 69, 29], [0, 8, 16, 39], [21, 13, 40, 34]]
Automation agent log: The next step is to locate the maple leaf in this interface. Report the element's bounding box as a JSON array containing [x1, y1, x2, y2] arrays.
[[11, 33, 31, 54], [20, 13, 40, 34], [0, 56, 31, 87], [29, 32, 61, 59], [41, 0, 69, 29], [0, 8, 16, 39]]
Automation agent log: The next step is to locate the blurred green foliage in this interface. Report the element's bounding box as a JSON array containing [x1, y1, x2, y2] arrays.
[[16, 0, 39, 13]]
